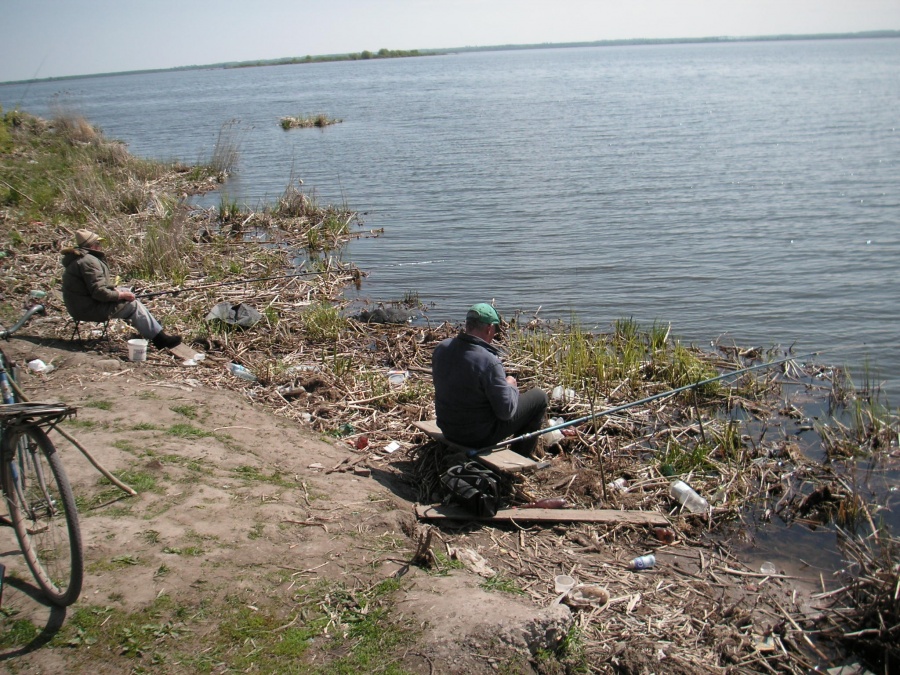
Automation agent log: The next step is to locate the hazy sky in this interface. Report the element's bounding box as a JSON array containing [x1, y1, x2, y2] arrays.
[[2, 0, 899, 82]]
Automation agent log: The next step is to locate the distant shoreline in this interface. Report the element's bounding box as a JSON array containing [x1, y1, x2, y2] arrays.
[[2, 30, 898, 86]]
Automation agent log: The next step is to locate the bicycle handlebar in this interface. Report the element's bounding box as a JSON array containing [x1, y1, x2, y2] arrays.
[[0, 304, 46, 340]]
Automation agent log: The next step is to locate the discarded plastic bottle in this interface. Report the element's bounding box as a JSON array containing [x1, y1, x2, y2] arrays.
[[669, 480, 709, 514], [630, 554, 656, 570], [227, 363, 257, 382]]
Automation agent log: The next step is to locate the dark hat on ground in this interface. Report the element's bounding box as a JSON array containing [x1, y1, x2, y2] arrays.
[[466, 302, 501, 326], [75, 229, 103, 248]]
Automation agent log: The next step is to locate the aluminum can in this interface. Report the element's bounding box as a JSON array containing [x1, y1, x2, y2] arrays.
[[630, 554, 656, 570]]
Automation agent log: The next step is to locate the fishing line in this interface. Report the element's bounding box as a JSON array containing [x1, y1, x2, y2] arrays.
[[470, 352, 819, 456]]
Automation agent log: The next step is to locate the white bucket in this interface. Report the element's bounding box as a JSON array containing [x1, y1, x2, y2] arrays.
[[127, 338, 148, 362]]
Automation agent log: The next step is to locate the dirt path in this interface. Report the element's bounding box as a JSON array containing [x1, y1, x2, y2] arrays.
[[0, 335, 571, 674]]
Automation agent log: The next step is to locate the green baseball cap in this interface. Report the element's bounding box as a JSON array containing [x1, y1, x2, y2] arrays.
[[466, 303, 501, 326]]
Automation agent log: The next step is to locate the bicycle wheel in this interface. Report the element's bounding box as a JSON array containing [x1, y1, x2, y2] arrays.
[[1, 424, 83, 606]]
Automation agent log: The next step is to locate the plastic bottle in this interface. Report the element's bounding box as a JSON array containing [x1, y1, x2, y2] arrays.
[[669, 480, 709, 514], [227, 363, 257, 382], [630, 554, 656, 570]]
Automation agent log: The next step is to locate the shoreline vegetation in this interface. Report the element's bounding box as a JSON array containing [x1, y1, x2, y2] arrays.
[[1, 109, 898, 672], [2, 30, 898, 85]]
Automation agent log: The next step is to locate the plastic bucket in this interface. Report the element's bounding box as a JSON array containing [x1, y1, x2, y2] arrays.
[[127, 338, 148, 362]]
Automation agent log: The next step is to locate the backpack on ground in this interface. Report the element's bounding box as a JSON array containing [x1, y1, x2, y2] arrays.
[[440, 462, 501, 517]]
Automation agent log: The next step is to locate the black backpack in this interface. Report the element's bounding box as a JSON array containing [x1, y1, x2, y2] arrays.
[[440, 462, 501, 517]]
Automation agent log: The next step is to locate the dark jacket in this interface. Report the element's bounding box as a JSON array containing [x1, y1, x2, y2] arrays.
[[60, 247, 127, 322], [431, 332, 519, 446]]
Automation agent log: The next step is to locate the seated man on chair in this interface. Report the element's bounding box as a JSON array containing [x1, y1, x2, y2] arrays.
[[60, 229, 181, 350], [431, 302, 548, 457]]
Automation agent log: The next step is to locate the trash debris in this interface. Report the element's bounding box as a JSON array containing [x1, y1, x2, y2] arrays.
[[206, 302, 262, 328], [554, 574, 576, 593], [387, 369, 408, 385], [565, 584, 610, 609], [669, 480, 709, 514], [384, 441, 401, 453], [608, 477, 628, 492], [760, 561, 777, 575], [519, 497, 568, 509], [227, 363, 257, 381], [26, 359, 54, 373], [550, 386, 577, 403], [447, 546, 495, 578], [630, 554, 656, 570], [652, 527, 676, 544]]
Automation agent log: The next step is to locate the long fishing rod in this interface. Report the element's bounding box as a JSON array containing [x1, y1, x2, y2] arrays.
[[136, 268, 361, 300], [471, 352, 817, 456]]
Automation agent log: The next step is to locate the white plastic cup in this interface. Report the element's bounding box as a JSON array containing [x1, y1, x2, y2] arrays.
[[554, 575, 576, 593], [127, 338, 148, 362]]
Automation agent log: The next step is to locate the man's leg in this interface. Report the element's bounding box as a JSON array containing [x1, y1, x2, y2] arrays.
[[112, 300, 161, 339], [491, 388, 548, 457]]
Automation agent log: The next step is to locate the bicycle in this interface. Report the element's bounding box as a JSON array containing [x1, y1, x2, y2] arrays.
[[1, 304, 84, 607]]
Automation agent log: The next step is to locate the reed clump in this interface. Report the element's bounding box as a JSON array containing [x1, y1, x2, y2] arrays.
[[280, 113, 342, 130]]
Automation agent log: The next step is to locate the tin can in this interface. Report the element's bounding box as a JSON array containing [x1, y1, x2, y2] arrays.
[[630, 554, 656, 570]]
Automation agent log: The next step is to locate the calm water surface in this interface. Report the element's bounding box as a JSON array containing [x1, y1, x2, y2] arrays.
[[3, 40, 897, 399], [2, 38, 898, 571]]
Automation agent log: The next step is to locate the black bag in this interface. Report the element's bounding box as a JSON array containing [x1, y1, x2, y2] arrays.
[[440, 462, 501, 517]]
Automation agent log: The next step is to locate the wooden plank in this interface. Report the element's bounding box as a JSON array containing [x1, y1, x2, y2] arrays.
[[169, 343, 203, 360], [476, 449, 538, 474], [412, 419, 540, 474], [415, 503, 669, 526]]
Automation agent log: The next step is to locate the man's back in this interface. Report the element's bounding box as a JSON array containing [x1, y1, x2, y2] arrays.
[[432, 333, 518, 446]]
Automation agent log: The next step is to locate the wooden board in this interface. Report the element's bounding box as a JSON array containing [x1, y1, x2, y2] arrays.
[[413, 419, 541, 474], [169, 343, 204, 361], [416, 503, 669, 526]]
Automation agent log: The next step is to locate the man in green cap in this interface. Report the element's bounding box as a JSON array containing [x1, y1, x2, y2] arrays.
[[431, 302, 548, 456]]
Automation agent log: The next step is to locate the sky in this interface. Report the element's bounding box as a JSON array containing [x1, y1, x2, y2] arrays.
[[1, 0, 899, 83]]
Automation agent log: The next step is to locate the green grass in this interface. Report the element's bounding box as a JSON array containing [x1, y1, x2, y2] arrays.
[[83, 398, 113, 410], [170, 404, 199, 419], [166, 423, 213, 439], [302, 302, 348, 342], [51, 578, 417, 673], [0, 617, 39, 648], [480, 573, 526, 595]]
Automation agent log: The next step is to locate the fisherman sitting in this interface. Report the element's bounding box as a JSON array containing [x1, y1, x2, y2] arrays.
[[431, 303, 548, 457], [60, 229, 182, 350]]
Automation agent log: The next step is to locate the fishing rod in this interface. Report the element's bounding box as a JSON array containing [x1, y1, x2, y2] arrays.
[[136, 267, 361, 300], [470, 352, 818, 456]]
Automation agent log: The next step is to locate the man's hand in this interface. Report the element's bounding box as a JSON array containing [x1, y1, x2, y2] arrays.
[[506, 375, 518, 388], [118, 290, 136, 302]]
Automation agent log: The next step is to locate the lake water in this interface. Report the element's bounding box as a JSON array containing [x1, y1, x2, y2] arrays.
[[2, 38, 899, 398]]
